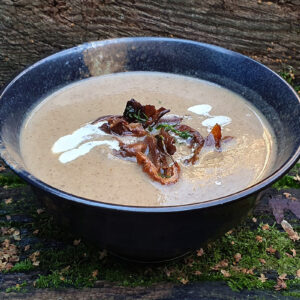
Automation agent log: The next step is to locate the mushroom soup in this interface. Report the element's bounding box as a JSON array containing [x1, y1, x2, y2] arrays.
[[20, 72, 276, 206]]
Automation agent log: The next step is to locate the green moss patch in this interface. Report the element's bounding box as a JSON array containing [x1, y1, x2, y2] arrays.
[[0, 173, 27, 188], [272, 163, 300, 190]]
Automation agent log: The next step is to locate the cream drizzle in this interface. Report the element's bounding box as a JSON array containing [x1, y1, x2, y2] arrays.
[[58, 140, 120, 163]]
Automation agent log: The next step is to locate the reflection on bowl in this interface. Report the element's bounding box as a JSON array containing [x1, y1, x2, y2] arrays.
[[0, 38, 299, 261]]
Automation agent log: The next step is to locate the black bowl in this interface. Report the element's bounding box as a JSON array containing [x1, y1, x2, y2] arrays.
[[0, 37, 299, 262]]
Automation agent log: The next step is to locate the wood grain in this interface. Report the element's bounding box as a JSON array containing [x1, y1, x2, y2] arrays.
[[0, 0, 299, 87]]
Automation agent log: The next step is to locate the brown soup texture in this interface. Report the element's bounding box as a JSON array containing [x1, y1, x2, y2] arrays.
[[20, 72, 276, 206]]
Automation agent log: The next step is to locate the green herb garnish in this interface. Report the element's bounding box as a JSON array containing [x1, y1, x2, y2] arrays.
[[156, 124, 192, 139], [124, 103, 148, 124]]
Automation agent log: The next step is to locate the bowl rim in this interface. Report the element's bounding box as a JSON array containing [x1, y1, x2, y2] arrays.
[[1, 36, 300, 213]]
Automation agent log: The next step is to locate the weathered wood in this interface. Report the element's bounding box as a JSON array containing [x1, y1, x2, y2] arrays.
[[0, 281, 298, 300], [0, 0, 299, 87]]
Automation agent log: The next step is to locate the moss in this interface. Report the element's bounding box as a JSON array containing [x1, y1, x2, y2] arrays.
[[17, 220, 298, 291], [279, 66, 300, 93], [282, 291, 300, 298], [0, 173, 27, 188], [272, 163, 300, 190], [9, 259, 35, 272], [5, 281, 28, 293]]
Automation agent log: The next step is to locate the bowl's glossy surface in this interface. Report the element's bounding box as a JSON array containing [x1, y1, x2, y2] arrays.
[[0, 38, 299, 261]]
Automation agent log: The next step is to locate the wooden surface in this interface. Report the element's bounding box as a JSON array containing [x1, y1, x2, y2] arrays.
[[1, 0, 300, 88]]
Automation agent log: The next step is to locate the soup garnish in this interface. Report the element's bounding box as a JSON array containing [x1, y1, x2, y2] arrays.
[[91, 98, 232, 185]]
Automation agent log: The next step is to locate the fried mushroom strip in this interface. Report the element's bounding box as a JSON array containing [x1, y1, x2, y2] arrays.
[[176, 124, 205, 164], [136, 152, 180, 185], [116, 141, 147, 157], [205, 123, 223, 150], [156, 128, 176, 155], [123, 99, 170, 128], [99, 116, 147, 137]]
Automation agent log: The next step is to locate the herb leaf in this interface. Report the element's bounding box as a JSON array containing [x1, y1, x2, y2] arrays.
[[156, 124, 192, 139]]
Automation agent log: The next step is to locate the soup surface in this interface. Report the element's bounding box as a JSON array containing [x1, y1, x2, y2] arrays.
[[20, 72, 276, 206]]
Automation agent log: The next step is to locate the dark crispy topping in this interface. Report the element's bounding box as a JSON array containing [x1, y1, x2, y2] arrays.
[[156, 128, 176, 155], [117, 141, 147, 157], [93, 99, 233, 185], [123, 99, 170, 128], [123, 99, 148, 124], [136, 152, 180, 185], [100, 116, 147, 137]]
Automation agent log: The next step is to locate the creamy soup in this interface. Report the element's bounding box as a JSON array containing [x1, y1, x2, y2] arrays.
[[20, 72, 276, 206]]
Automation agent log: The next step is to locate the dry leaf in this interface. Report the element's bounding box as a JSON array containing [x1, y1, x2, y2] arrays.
[[33, 229, 39, 235], [99, 249, 107, 260], [281, 220, 299, 241], [252, 217, 257, 223], [29, 251, 40, 263], [234, 253, 242, 263], [291, 249, 296, 257], [33, 261, 40, 266], [231, 266, 242, 273], [279, 273, 287, 280], [92, 270, 98, 278], [259, 258, 266, 264], [285, 252, 293, 258], [226, 230, 233, 235], [24, 245, 30, 251], [221, 269, 231, 277], [292, 174, 300, 183], [194, 270, 202, 276], [6, 215, 11, 221], [211, 259, 228, 271], [296, 269, 300, 278], [165, 268, 171, 277], [13, 229, 21, 241], [60, 276, 65, 281], [5, 263, 13, 271], [247, 268, 255, 275], [0, 165, 6, 171], [36, 209, 44, 215], [196, 248, 204, 257], [262, 224, 270, 231], [259, 273, 267, 283], [0, 239, 19, 271], [73, 239, 81, 246], [256, 235, 263, 243], [13, 234, 21, 241], [179, 277, 189, 284], [61, 265, 70, 273], [266, 246, 276, 254], [270, 196, 300, 223], [283, 192, 291, 198], [5, 198, 12, 204], [231, 241, 235, 245], [274, 279, 287, 291]]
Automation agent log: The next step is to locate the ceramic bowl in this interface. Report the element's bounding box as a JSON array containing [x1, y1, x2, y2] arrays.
[[0, 38, 299, 261]]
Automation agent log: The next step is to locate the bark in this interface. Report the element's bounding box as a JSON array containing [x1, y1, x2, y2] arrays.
[[0, 0, 299, 87]]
